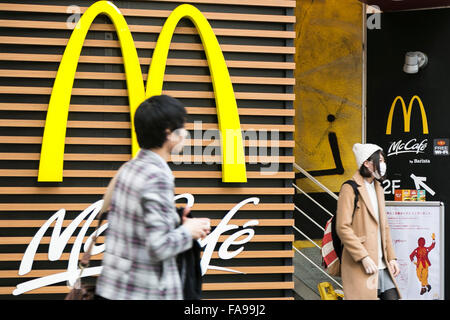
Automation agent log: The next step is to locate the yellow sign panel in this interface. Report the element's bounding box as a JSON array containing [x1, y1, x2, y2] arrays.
[[38, 1, 247, 183], [386, 95, 429, 135]]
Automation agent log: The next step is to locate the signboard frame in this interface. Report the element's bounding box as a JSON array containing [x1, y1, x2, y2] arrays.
[[386, 201, 445, 300], [365, 8, 450, 299], [0, 0, 296, 299]]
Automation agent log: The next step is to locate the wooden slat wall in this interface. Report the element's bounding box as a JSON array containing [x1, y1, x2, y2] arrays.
[[0, 0, 295, 300]]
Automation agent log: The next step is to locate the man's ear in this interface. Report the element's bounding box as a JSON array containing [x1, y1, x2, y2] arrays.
[[166, 128, 175, 142]]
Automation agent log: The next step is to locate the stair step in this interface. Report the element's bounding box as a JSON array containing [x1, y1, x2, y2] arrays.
[[293, 246, 342, 300]]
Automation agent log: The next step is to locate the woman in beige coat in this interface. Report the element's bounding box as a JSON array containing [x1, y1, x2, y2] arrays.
[[336, 143, 402, 300]]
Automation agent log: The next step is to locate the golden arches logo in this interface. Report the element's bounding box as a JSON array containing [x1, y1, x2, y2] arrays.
[[386, 95, 429, 135], [38, 1, 247, 183]]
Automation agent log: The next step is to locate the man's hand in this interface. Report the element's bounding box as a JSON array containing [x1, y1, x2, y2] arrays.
[[181, 206, 191, 223], [182, 207, 211, 240]]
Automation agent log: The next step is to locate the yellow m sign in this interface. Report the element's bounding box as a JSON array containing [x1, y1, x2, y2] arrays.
[[38, 1, 247, 183], [386, 95, 429, 135]]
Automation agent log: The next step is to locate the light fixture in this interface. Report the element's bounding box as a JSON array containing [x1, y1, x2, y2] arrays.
[[403, 52, 428, 74]]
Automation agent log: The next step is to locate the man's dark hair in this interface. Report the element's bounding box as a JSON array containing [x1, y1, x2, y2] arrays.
[[359, 149, 387, 181], [134, 95, 187, 149]]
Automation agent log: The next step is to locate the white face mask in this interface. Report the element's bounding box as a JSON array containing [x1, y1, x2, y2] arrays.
[[372, 162, 386, 179], [379, 162, 387, 176]]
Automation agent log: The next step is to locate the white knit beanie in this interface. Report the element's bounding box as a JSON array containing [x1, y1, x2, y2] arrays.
[[352, 143, 383, 169]]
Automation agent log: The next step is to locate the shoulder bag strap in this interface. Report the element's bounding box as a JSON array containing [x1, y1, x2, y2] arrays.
[[343, 180, 360, 217]]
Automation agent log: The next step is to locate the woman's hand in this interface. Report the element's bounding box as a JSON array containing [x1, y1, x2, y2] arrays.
[[361, 256, 378, 274], [389, 259, 400, 277]]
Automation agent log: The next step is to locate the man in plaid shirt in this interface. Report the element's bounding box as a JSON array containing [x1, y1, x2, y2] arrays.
[[95, 95, 211, 300]]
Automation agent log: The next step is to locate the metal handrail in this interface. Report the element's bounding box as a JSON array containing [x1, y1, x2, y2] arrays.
[[292, 226, 343, 289], [293, 246, 343, 289], [294, 205, 325, 231], [293, 225, 321, 250], [292, 183, 334, 217], [292, 162, 343, 291], [293, 163, 338, 200]]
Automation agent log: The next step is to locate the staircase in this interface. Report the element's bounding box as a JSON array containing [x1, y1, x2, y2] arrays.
[[292, 163, 343, 300]]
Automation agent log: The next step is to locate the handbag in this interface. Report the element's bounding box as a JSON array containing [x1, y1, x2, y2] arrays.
[[65, 210, 108, 300], [176, 206, 203, 300]]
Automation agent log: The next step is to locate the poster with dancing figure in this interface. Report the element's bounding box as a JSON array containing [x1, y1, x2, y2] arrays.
[[410, 234, 436, 295], [385, 201, 445, 300]]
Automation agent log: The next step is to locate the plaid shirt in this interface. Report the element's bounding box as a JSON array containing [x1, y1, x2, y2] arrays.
[[96, 149, 192, 300]]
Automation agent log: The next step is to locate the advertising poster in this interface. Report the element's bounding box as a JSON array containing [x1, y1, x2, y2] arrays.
[[366, 8, 450, 298], [386, 202, 444, 300]]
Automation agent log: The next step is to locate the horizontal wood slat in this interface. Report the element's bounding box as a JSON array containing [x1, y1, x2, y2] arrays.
[[203, 281, 294, 291], [0, 36, 295, 55], [0, 187, 294, 195], [0, 136, 295, 148], [0, 86, 295, 101], [0, 281, 295, 295], [0, 119, 295, 132], [0, 203, 294, 211], [0, 103, 296, 116], [0, 3, 296, 23], [0, 53, 296, 71], [0, 286, 66, 295], [135, 0, 296, 8], [0, 20, 295, 39], [0, 169, 295, 179], [0, 250, 294, 262], [0, 266, 295, 278], [0, 153, 295, 163], [0, 234, 294, 245], [0, 219, 294, 228], [0, 69, 295, 86]]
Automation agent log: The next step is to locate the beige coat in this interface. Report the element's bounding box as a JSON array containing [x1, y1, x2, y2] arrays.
[[336, 171, 402, 300]]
